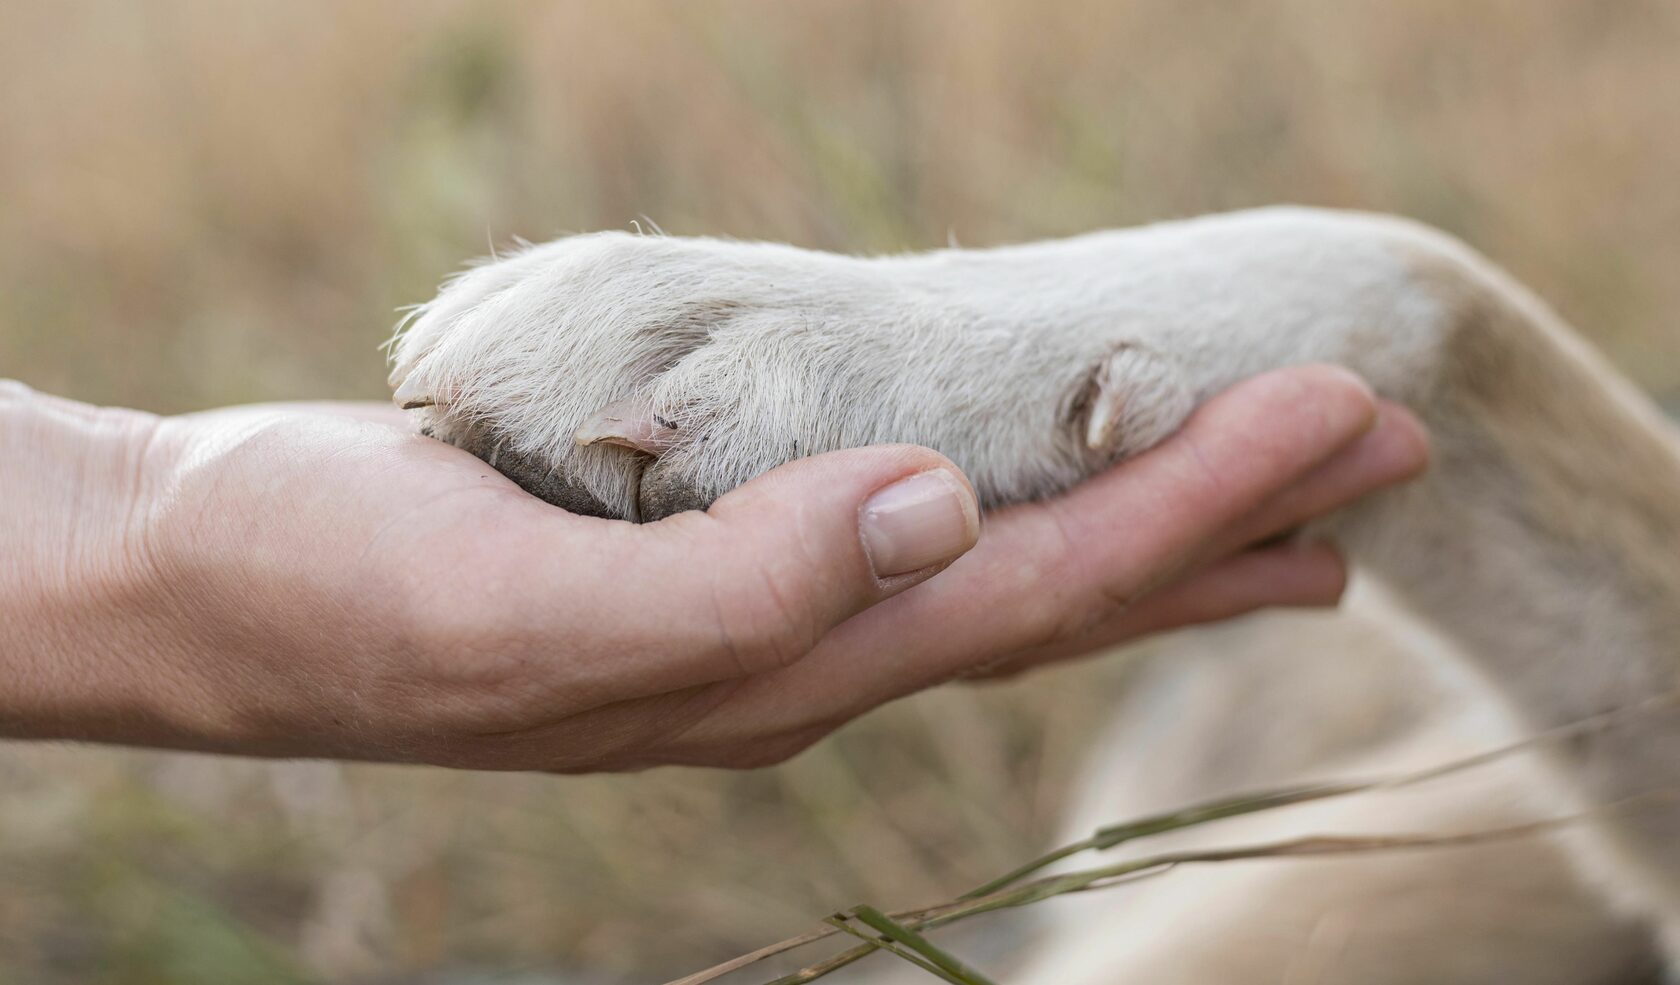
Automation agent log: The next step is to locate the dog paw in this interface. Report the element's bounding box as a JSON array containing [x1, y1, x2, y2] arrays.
[[388, 209, 1452, 521], [387, 231, 1201, 520]]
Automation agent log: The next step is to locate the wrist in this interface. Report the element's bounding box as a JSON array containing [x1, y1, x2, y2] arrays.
[[0, 382, 193, 745]]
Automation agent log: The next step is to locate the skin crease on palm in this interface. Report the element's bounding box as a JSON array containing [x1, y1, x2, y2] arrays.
[[0, 367, 1428, 771]]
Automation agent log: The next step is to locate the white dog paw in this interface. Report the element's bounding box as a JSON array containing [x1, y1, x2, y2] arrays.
[[389, 232, 1203, 521], [388, 209, 1454, 521]]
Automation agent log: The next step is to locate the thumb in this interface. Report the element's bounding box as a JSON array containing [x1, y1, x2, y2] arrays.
[[648, 445, 981, 678]]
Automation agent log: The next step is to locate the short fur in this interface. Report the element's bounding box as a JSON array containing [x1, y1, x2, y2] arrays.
[[390, 207, 1680, 978]]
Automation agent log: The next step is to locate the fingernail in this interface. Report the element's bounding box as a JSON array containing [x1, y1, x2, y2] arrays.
[[859, 468, 980, 577]]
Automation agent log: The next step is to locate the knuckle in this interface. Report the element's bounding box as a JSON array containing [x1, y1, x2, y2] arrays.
[[1008, 506, 1135, 648], [705, 556, 824, 675], [1066, 585, 1137, 640], [1016, 586, 1130, 652], [695, 727, 830, 769]]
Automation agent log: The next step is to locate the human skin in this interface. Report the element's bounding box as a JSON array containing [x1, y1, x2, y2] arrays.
[[0, 365, 1427, 771]]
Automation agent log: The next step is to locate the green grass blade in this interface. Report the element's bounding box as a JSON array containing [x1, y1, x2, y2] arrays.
[[848, 906, 998, 985]]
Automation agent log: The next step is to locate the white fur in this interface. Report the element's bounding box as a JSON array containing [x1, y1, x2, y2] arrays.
[[389, 209, 1444, 516], [391, 207, 1680, 978]]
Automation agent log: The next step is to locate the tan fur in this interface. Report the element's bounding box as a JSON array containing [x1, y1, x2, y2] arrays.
[[392, 208, 1680, 977], [1013, 597, 1665, 985], [1017, 240, 1680, 982], [1426, 252, 1680, 606]]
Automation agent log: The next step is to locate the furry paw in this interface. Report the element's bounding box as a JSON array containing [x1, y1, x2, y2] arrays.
[[387, 230, 1196, 520], [388, 209, 1462, 520]]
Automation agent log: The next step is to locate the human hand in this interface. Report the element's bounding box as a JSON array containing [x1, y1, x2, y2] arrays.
[[0, 365, 1426, 770]]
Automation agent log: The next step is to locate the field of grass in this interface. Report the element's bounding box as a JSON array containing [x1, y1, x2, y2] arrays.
[[2, 2, 1678, 982]]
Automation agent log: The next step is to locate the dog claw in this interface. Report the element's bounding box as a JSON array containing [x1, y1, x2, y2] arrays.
[[1085, 388, 1123, 450], [392, 373, 434, 410], [1082, 346, 1190, 456], [575, 396, 680, 455]]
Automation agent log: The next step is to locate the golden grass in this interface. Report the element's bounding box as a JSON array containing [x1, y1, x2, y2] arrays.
[[1, 1, 1678, 982]]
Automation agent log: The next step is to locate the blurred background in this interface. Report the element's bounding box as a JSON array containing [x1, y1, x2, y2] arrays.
[[2, 1, 1678, 982]]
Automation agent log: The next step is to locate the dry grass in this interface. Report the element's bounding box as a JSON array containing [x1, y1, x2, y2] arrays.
[[2, 2, 1678, 982]]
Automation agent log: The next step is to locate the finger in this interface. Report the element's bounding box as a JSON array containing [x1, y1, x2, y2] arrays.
[[521, 445, 981, 704], [1199, 402, 1429, 561], [666, 365, 1383, 741], [645, 543, 1344, 763], [996, 363, 1377, 608], [863, 363, 1375, 658], [965, 541, 1349, 678]]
